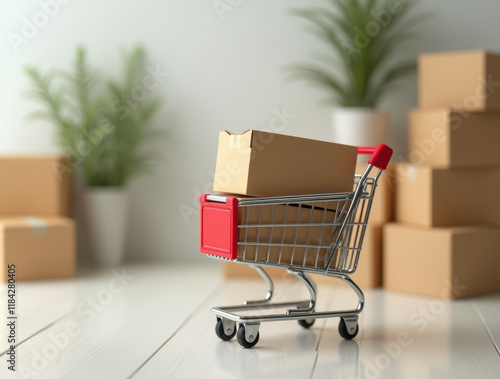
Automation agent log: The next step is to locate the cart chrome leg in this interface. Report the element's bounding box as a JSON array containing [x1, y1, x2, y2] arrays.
[[326, 272, 365, 314], [211, 270, 365, 346], [243, 265, 274, 305], [286, 269, 316, 315]]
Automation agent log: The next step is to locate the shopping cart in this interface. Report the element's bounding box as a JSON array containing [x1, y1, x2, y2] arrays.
[[200, 144, 393, 348]]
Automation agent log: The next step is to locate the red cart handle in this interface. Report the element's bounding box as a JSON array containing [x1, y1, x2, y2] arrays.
[[358, 144, 393, 170]]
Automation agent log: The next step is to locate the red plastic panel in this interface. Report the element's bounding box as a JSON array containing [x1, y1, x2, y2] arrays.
[[200, 195, 238, 260]]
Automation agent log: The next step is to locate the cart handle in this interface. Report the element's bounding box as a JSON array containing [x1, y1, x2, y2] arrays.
[[357, 144, 393, 170]]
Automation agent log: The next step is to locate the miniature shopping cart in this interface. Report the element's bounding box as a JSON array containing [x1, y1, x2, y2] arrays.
[[200, 144, 393, 348]]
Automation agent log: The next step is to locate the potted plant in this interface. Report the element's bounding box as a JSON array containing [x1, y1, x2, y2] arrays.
[[26, 46, 162, 267], [289, 0, 427, 149]]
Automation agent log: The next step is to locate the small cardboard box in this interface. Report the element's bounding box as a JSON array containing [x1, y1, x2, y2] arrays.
[[237, 202, 344, 269], [419, 50, 500, 111], [213, 130, 357, 196], [0, 217, 75, 281], [383, 223, 500, 299], [409, 109, 500, 168], [394, 164, 500, 227], [0, 156, 73, 217]]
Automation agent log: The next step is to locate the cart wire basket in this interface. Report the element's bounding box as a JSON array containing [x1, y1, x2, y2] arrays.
[[200, 144, 393, 348]]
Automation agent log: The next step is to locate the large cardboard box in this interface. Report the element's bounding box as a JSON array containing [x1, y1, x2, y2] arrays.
[[419, 50, 500, 111], [213, 130, 357, 196], [0, 156, 73, 217], [408, 109, 500, 168], [383, 223, 500, 299], [0, 217, 75, 281], [394, 164, 500, 227]]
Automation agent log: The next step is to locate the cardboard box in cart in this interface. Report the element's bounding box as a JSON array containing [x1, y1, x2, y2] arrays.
[[223, 164, 394, 288], [236, 202, 345, 269], [383, 223, 500, 299], [0, 217, 75, 281], [419, 50, 500, 111], [213, 130, 357, 197]]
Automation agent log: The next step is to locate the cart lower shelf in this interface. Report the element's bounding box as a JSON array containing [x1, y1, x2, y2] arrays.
[[212, 264, 363, 348]]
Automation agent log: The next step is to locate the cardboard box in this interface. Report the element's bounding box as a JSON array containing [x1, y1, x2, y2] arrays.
[[359, 164, 394, 225], [409, 109, 500, 168], [223, 262, 292, 280], [224, 225, 383, 288], [0, 217, 75, 281], [213, 130, 357, 196], [349, 225, 383, 287], [0, 156, 73, 217], [383, 223, 500, 298], [237, 202, 344, 269], [419, 50, 500, 111], [394, 164, 500, 227]]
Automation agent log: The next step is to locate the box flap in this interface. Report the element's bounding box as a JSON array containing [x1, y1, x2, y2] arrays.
[[219, 130, 253, 149]]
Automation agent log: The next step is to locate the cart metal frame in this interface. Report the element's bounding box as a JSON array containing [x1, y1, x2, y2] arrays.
[[200, 144, 393, 348]]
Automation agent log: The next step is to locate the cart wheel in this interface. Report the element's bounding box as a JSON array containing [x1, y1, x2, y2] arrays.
[[298, 319, 315, 329], [237, 324, 260, 348], [215, 318, 236, 341], [338, 318, 358, 340]]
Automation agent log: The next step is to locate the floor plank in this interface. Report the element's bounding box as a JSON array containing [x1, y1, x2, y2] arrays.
[[2, 264, 222, 379], [313, 290, 500, 379], [472, 293, 500, 355], [133, 276, 334, 378], [1, 277, 83, 353]]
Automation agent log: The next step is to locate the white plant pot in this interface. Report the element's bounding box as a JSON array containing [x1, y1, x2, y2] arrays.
[[331, 107, 389, 163], [84, 187, 129, 267]]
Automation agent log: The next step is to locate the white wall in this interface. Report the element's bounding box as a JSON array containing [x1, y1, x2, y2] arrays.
[[1, 0, 500, 263]]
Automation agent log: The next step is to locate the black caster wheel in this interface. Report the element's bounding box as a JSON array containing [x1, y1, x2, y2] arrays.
[[237, 324, 260, 348], [298, 319, 315, 329], [338, 318, 359, 340], [215, 318, 236, 341]]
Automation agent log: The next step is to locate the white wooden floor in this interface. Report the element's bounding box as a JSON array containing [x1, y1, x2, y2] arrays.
[[1, 263, 499, 379]]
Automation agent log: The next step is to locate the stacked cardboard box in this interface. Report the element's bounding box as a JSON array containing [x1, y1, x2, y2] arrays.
[[0, 156, 75, 281], [384, 50, 500, 298]]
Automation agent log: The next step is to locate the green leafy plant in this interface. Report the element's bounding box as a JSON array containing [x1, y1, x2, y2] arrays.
[[25, 46, 162, 186], [288, 0, 428, 107]]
